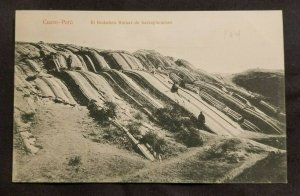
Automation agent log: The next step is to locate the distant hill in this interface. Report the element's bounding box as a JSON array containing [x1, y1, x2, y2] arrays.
[[229, 69, 285, 110]]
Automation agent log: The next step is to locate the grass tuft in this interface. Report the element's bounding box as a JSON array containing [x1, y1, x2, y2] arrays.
[[21, 112, 35, 123]]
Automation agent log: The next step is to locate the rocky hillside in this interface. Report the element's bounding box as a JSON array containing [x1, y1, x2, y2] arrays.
[[229, 69, 285, 112], [13, 42, 286, 182]]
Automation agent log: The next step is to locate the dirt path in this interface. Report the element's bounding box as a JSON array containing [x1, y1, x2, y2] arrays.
[[106, 136, 220, 182], [107, 135, 281, 183]]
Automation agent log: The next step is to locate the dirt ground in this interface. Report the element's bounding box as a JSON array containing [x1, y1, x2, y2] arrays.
[[13, 100, 149, 182]]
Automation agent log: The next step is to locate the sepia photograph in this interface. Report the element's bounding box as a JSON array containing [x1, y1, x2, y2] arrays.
[[13, 11, 286, 183]]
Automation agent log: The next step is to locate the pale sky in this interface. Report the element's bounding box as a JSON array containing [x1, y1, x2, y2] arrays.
[[15, 11, 284, 73]]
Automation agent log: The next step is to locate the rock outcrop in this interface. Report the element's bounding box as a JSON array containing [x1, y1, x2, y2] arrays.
[[14, 42, 286, 155]]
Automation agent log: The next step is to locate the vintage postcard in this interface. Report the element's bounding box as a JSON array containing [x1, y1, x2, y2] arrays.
[[13, 11, 286, 183]]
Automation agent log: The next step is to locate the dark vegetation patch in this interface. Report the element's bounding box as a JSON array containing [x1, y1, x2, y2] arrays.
[[86, 100, 136, 151], [205, 138, 265, 164], [159, 141, 187, 159], [140, 131, 166, 154], [175, 127, 205, 147], [21, 112, 35, 123], [154, 106, 204, 147], [96, 125, 135, 151], [88, 101, 117, 124], [126, 118, 188, 158], [67, 155, 82, 173], [127, 121, 142, 138], [68, 155, 81, 167], [140, 131, 188, 159], [134, 112, 144, 121]]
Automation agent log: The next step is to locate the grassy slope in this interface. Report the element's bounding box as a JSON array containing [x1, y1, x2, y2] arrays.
[[13, 100, 148, 182], [230, 152, 287, 183], [119, 138, 280, 183]]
